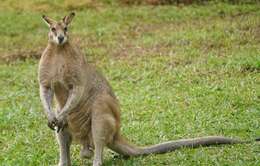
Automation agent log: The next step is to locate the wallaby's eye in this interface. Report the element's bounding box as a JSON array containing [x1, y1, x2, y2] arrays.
[[64, 27, 68, 32], [51, 27, 56, 32]]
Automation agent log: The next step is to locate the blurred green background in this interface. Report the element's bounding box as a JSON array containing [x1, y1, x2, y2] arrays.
[[0, 0, 259, 165]]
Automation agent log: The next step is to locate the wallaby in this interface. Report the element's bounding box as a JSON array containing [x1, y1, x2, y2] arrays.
[[38, 12, 259, 166]]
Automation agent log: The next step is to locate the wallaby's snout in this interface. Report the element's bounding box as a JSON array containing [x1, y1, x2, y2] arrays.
[[58, 35, 65, 44], [42, 12, 75, 45]]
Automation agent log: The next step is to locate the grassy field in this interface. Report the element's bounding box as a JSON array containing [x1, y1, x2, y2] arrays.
[[0, 1, 260, 166]]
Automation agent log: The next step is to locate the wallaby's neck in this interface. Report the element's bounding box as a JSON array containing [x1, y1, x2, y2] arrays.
[[46, 41, 81, 58], [47, 41, 71, 51], [45, 40, 86, 65]]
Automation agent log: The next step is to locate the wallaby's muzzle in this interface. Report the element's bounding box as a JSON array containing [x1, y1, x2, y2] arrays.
[[58, 35, 64, 44]]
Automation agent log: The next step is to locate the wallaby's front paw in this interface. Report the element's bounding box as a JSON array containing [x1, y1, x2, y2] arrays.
[[56, 115, 68, 132], [47, 114, 58, 130]]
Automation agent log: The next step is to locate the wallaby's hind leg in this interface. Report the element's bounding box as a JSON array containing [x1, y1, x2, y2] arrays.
[[91, 110, 117, 166], [92, 138, 105, 166], [57, 128, 72, 166], [80, 132, 94, 158]]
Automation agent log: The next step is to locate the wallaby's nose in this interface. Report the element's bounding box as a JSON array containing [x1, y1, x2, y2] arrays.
[[58, 36, 64, 44]]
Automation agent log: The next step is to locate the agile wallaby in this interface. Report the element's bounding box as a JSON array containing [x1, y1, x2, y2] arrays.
[[38, 12, 259, 166]]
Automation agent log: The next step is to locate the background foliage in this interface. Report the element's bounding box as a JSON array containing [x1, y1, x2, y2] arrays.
[[0, 0, 259, 165]]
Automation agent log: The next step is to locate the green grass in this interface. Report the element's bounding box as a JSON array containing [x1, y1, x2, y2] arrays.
[[0, 2, 260, 166]]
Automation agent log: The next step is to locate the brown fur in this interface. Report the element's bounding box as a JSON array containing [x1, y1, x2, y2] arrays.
[[38, 13, 255, 166]]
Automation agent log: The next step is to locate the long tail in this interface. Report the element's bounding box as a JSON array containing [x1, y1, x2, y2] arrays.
[[109, 135, 258, 157]]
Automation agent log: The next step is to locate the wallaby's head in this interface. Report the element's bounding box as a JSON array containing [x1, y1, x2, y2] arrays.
[[42, 12, 75, 45]]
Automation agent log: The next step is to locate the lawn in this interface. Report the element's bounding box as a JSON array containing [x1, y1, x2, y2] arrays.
[[0, 1, 259, 166]]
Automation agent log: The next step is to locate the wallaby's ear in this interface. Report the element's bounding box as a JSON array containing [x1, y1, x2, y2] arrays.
[[63, 12, 75, 25], [42, 15, 55, 27]]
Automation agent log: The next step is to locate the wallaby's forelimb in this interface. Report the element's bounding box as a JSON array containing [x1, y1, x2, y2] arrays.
[[39, 85, 57, 130], [39, 85, 53, 116], [56, 86, 85, 131], [57, 86, 84, 118]]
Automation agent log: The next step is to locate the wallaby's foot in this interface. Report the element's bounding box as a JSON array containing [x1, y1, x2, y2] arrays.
[[58, 162, 71, 166], [93, 159, 102, 166], [80, 146, 93, 158]]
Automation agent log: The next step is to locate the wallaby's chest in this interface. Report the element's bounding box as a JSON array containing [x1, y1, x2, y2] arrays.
[[39, 54, 79, 89]]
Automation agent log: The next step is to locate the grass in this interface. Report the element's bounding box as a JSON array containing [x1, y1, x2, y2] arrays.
[[0, 1, 260, 166]]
